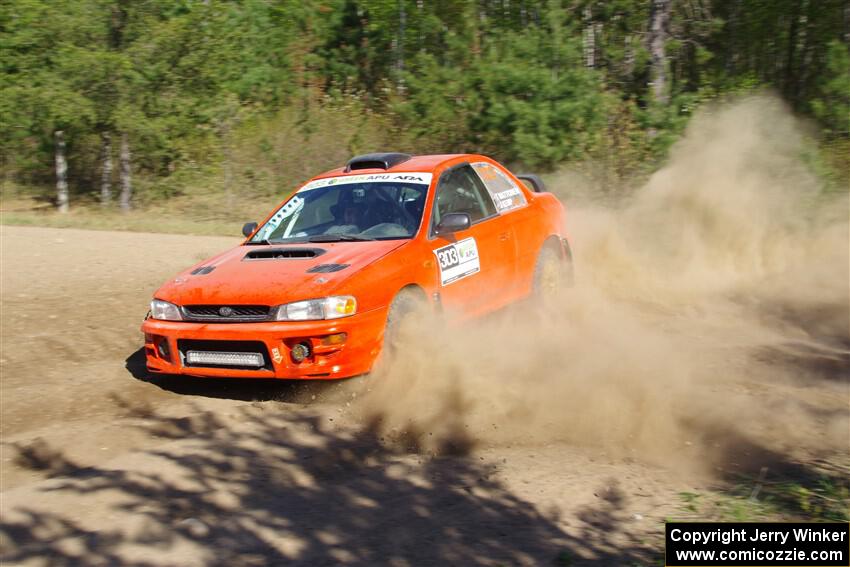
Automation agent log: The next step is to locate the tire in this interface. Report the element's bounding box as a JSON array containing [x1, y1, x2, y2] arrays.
[[532, 245, 565, 303]]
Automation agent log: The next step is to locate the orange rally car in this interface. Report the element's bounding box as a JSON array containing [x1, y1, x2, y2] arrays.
[[142, 153, 572, 380]]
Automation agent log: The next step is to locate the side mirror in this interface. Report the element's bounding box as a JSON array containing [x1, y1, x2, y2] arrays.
[[435, 213, 471, 236], [242, 222, 258, 237]]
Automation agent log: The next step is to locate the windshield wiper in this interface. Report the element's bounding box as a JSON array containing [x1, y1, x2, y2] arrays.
[[307, 234, 375, 243], [244, 238, 274, 245]]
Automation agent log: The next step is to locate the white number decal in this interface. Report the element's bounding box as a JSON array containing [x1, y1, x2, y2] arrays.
[[437, 248, 460, 269], [433, 238, 480, 286]]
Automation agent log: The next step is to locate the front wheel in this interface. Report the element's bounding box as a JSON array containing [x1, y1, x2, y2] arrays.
[[383, 288, 427, 356]]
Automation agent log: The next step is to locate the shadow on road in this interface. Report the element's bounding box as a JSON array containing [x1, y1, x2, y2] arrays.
[[0, 404, 659, 566]]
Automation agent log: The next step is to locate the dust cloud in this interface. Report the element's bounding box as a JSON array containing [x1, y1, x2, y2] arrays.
[[354, 96, 849, 471]]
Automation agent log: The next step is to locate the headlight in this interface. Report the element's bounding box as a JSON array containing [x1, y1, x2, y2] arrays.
[[274, 296, 357, 321], [150, 299, 183, 321]]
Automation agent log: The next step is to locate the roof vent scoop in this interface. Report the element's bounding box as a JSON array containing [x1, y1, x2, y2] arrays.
[[345, 153, 412, 172]]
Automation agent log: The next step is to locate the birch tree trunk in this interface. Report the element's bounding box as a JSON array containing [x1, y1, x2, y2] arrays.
[[55, 130, 69, 213], [624, 35, 635, 77], [648, 0, 671, 104], [100, 132, 112, 206], [583, 6, 595, 68], [119, 132, 132, 211]]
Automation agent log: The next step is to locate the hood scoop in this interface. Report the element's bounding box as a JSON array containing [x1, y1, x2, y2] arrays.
[[244, 248, 326, 261], [307, 263, 350, 273]]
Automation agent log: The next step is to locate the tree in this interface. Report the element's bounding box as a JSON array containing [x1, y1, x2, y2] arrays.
[[100, 132, 112, 205], [648, 0, 671, 104], [54, 131, 69, 212], [2, 0, 847, 200], [1, 0, 105, 206], [118, 131, 132, 211]]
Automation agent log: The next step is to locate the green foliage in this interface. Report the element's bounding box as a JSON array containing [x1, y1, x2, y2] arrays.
[[1, 0, 105, 179], [1, 0, 847, 208], [673, 470, 850, 523], [810, 41, 850, 137], [385, 11, 610, 169]]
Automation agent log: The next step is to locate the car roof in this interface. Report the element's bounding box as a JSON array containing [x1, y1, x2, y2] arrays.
[[310, 154, 482, 181]]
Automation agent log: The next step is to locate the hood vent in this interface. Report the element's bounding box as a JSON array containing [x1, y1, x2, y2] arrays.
[[244, 248, 326, 261], [191, 266, 216, 275], [307, 263, 350, 273]]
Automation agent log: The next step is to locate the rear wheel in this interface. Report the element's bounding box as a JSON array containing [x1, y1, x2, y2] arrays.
[[532, 245, 565, 303]]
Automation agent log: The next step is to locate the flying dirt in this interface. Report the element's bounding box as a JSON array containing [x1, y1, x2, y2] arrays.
[[357, 95, 849, 471]]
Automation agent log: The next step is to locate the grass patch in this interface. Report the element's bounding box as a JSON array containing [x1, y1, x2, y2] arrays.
[[673, 466, 850, 523], [1, 209, 237, 236], [0, 195, 270, 237]]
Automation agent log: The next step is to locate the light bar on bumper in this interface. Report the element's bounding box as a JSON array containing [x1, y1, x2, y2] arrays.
[[185, 351, 264, 368], [274, 296, 357, 321]]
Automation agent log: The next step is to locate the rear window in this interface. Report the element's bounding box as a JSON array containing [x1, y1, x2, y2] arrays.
[[472, 162, 527, 212]]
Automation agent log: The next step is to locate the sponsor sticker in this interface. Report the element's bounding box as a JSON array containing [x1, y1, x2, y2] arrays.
[[471, 162, 527, 212], [299, 172, 433, 192], [258, 195, 304, 240], [271, 347, 283, 364], [493, 187, 523, 211], [434, 237, 480, 286]]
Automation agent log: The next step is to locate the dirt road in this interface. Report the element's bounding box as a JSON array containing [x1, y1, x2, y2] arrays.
[[1, 222, 847, 566], [0, 225, 683, 565]]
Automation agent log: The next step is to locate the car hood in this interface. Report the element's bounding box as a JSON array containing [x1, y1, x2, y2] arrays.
[[156, 240, 406, 306]]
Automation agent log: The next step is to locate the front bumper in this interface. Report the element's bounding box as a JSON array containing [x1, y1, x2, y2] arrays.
[[141, 306, 388, 380]]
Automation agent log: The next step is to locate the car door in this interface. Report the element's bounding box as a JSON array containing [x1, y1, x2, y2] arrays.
[[470, 161, 530, 301], [429, 163, 515, 318]]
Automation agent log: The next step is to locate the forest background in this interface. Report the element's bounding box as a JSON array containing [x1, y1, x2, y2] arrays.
[[1, 0, 847, 232]]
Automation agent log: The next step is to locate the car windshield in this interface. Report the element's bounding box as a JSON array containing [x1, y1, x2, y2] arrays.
[[249, 173, 431, 244]]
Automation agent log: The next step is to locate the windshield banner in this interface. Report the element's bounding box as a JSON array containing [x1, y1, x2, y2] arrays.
[[299, 172, 433, 192]]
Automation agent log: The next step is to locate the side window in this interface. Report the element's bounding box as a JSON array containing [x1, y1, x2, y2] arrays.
[[471, 162, 528, 212], [431, 165, 497, 234]]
